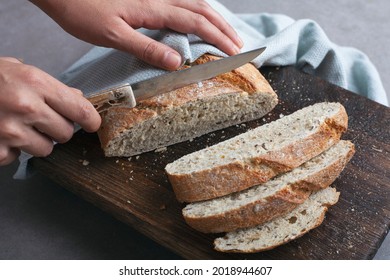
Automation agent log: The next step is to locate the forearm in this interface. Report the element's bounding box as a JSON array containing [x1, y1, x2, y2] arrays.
[[29, 0, 61, 16], [29, 0, 79, 29]]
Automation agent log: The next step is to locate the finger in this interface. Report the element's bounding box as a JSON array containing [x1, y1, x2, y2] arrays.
[[69, 87, 84, 96], [33, 75, 102, 132], [119, 8, 238, 66], [0, 57, 23, 64], [146, 5, 240, 56], [0, 120, 53, 158], [168, 0, 243, 48], [31, 103, 75, 144], [15, 65, 101, 133], [48, 87, 101, 133], [0, 147, 20, 166], [111, 22, 182, 70], [19, 127, 54, 157]]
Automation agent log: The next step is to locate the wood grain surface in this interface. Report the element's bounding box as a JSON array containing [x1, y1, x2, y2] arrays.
[[30, 66, 390, 259]]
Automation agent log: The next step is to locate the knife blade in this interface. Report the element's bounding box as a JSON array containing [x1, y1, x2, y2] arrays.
[[87, 47, 266, 113]]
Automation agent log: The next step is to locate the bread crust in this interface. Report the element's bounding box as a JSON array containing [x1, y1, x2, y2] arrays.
[[98, 107, 157, 150], [193, 54, 274, 94], [183, 142, 354, 233], [169, 105, 348, 202], [97, 54, 278, 156], [185, 189, 308, 233]]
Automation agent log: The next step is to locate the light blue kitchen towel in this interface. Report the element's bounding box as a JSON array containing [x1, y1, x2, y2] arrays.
[[14, 0, 388, 179]]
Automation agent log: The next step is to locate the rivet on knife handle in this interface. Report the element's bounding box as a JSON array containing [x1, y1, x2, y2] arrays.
[[87, 83, 137, 113]]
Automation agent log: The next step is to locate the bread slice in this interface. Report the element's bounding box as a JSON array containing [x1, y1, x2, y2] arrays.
[[165, 102, 348, 202], [182, 140, 354, 233], [97, 54, 278, 157], [214, 187, 340, 253]]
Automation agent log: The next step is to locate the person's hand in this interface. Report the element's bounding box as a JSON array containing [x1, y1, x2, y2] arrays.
[[30, 0, 243, 70], [0, 57, 101, 166]]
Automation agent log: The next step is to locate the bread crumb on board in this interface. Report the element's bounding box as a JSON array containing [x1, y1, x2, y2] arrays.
[[371, 145, 383, 153], [79, 159, 90, 166], [154, 147, 167, 153]]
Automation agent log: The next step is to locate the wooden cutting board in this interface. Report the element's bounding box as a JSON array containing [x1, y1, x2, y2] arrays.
[[30, 66, 390, 259]]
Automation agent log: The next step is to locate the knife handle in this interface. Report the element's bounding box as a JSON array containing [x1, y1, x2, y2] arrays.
[[87, 83, 136, 113]]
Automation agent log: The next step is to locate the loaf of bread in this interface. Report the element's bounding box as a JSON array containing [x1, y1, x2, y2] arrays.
[[97, 54, 278, 157], [182, 140, 355, 233], [165, 102, 348, 202], [214, 187, 340, 253]]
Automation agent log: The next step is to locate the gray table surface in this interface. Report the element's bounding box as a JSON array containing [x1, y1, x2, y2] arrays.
[[0, 0, 389, 259]]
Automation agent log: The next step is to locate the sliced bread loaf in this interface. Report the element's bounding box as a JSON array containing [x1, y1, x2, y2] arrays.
[[182, 140, 354, 233], [214, 187, 340, 253], [97, 54, 278, 157], [165, 102, 348, 202]]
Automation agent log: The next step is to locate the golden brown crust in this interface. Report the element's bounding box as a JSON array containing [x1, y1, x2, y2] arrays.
[[169, 108, 349, 203], [184, 192, 307, 234], [194, 54, 273, 94], [170, 162, 271, 203]]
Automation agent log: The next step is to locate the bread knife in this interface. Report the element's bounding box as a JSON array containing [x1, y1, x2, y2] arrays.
[[87, 47, 266, 113]]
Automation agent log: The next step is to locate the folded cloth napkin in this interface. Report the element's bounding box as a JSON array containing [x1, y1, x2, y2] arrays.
[[14, 0, 388, 179]]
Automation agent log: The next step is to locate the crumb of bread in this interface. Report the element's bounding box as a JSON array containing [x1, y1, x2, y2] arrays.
[[155, 147, 167, 153], [371, 145, 383, 152]]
